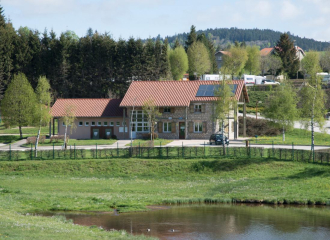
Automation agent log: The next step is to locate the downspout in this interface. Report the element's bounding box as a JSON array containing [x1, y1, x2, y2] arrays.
[[185, 106, 188, 139]]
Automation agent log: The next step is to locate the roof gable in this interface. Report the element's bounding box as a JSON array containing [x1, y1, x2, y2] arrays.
[[51, 98, 123, 117], [120, 80, 248, 107]]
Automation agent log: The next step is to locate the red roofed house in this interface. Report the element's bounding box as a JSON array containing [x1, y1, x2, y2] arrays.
[[120, 80, 249, 140], [51, 98, 129, 139], [260, 46, 305, 61]]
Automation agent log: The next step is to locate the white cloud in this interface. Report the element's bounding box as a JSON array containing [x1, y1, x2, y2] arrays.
[[280, 0, 302, 19]]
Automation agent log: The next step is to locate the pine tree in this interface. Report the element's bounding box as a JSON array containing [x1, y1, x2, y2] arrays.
[[185, 25, 197, 51], [160, 38, 170, 79], [1, 73, 38, 138], [275, 33, 300, 77], [174, 38, 180, 49]]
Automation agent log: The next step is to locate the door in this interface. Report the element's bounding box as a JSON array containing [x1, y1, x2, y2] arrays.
[[131, 123, 136, 139], [92, 129, 99, 139], [105, 128, 112, 139], [179, 122, 185, 139]]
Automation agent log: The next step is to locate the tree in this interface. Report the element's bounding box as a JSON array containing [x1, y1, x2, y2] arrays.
[[0, 5, 5, 28], [142, 98, 161, 141], [320, 48, 330, 73], [187, 41, 211, 79], [1, 73, 37, 138], [268, 55, 282, 79], [215, 80, 236, 154], [263, 81, 298, 141], [34, 76, 52, 155], [245, 45, 260, 75], [185, 25, 197, 51], [169, 46, 188, 80], [275, 33, 300, 77], [221, 46, 248, 79], [174, 38, 180, 49], [300, 51, 326, 130], [260, 56, 270, 76], [61, 105, 77, 149]]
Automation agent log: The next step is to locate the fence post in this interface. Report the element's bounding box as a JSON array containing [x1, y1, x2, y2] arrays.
[[204, 142, 205, 157], [182, 142, 184, 158], [160, 142, 162, 158], [30, 144, 33, 160], [74, 143, 76, 159], [9, 143, 11, 161], [96, 143, 98, 159], [292, 142, 294, 161], [117, 142, 119, 156], [53, 142, 55, 159], [272, 141, 274, 157]]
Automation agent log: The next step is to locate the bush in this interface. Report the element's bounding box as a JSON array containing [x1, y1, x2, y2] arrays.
[[26, 136, 46, 145], [141, 133, 158, 140], [239, 117, 281, 137], [50, 135, 65, 143]]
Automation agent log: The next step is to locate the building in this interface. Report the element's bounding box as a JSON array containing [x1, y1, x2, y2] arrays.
[[120, 80, 249, 140], [51, 98, 129, 140], [260, 46, 305, 60], [215, 51, 230, 69]]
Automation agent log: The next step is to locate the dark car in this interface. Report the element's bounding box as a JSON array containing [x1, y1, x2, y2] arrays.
[[209, 134, 229, 145]]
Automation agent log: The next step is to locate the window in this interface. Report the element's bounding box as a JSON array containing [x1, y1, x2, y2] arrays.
[[164, 107, 171, 113], [97, 122, 102, 126], [131, 110, 149, 132], [194, 104, 202, 112], [85, 122, 89, 126], [104, 122, 108, 126], [206, 77, 210, 80], [91, 121, 95, 126], [116, 122, 120, 126], [217, 56, 222, 60], [163, 122, 172, 132], [62, 122, 65, 126], [78, 121, 83, 126], [110, 122, 114, 126], [194, 122, 203, 133]]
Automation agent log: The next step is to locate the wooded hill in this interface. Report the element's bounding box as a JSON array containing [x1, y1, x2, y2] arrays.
[[158, 28, 330, 51]]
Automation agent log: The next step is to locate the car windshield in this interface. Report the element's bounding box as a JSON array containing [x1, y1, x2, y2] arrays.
[[215, 134, 225, 139]]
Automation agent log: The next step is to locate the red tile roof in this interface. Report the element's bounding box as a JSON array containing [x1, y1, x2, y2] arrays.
[[51, 98, 124, 117], [120, 80, 248, 107], [260, 48, 274, 56]]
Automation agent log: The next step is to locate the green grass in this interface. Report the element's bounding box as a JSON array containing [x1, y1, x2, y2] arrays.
[[0, 121, 58, 135], [21, 139, 118, 147], [126, 139, 173, 147], [1, 157, 330, 238], [249, 128, 330, 145]]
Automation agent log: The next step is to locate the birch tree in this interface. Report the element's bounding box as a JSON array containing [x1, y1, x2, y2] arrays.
[[61, 105, 76, 149], [142, 98, 161, 141]]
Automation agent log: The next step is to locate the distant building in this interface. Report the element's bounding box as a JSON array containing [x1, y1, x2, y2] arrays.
[[215, 51, 230, 69], [260, 46, 305, 60]]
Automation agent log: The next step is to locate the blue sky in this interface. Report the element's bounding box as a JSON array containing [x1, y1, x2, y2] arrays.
[[1, 0, 330, 42]]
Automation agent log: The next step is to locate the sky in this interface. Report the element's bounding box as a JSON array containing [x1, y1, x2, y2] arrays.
[[1, 0, 330, 42]]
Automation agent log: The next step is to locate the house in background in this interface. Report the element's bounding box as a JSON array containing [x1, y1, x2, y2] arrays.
[[215, 51, 230, 70], [51, 98, 129, 140], [260, 46, 306, 60], [120, 80, 249, 140]]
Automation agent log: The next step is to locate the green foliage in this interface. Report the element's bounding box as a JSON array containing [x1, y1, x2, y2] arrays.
[[35, 76, 52, 126], [246, 91, 272, 108], [221, 46, 248, 79], [185, 25, 197, 51], [245, 45, 260, 75], [320, 47, 330, 73], [1, 73, 38, 138], [275, 33, 300, 77], [142, 98, 161, 141], [268, 55, 282, 77], [169, 46, 188, 80], [215, 80, 235, 121], [187, 41, 211, 78], [301, 51, 322, 77]]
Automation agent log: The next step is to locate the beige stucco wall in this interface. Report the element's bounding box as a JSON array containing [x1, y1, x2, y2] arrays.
[[58, 117, 129, 140]]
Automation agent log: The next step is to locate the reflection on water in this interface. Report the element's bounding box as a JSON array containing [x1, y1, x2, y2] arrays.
[[42, 204, 330, 240]]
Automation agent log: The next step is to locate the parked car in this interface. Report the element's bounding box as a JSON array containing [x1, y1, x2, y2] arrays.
[[261, 80, 280, 85], [209, 134, 229, 145]]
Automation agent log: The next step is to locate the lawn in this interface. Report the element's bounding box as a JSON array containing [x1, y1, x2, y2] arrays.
[[0, 121, 58, 135], [1, 158, 330, 239], [0, 135, 22, 144], [21, 138, 118, 147], [248, 128, 330, 145], [126, 139, 173, 147]]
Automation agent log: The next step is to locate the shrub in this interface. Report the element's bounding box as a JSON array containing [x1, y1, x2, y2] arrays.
[[141, 133, 158, 140], [50, 135, 65, 143], [239, 116, 281, 137], [26, 136, 46, 145]]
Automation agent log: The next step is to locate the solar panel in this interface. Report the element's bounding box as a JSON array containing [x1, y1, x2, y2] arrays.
[[196, 84, 237, 97]]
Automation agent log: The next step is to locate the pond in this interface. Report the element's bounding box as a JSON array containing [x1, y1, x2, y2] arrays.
[[41, 204, 330, 240]]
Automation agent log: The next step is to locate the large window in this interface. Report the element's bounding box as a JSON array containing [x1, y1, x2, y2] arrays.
[[131, 110, 149, 132], [194, 122, 203, 133], [163, 122, 172, 133]]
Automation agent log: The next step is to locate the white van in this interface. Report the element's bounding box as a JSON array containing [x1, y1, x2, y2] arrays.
[[243, 75, 255, 85]]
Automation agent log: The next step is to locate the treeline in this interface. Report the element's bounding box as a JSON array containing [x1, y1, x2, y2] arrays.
[[0, 7, 170, 99], [161, 27, 330, 51]]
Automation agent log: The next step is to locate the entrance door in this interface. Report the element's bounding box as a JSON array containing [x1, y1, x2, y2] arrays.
[[105, 128, 112, 139], [179, 122, 185, 139], [92, 129, 99, 139]]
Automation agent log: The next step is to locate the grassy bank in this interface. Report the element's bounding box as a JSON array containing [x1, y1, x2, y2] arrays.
[[126, 139, 173, 147], [249, 128, 330, 145], [21, 139, 118, 147], [1, 158, 330, 239]]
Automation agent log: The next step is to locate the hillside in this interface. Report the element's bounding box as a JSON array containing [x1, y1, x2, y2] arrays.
[[157, 27, 330, 51]]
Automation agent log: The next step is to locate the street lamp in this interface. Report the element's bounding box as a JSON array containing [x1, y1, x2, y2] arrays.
[[306, 83, 316, 162], [255, 100, 262, 120]]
